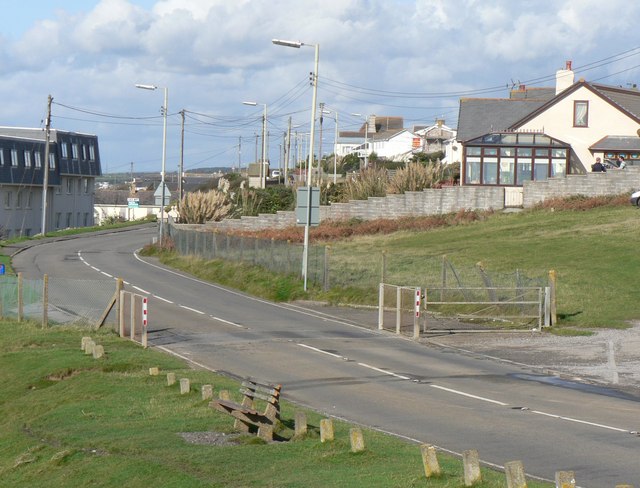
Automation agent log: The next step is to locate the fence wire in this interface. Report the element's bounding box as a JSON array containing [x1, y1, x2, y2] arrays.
[[0, 276, 117, 326], [167, 225, 547, 298]]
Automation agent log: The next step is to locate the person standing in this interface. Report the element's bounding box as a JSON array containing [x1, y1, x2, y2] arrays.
[[591, 157, 606, 172], [617, 155, 627, 169]]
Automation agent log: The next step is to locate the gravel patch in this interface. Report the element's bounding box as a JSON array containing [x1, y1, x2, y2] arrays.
[[179, 431, 242, 446]]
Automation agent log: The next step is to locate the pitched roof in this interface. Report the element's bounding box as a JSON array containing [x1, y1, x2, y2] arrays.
[[589, 135, 640, 152], [456, 98, 549, 142]]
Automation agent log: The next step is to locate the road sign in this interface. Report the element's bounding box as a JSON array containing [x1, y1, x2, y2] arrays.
[[296, 187, 320, 226], [127, 197, 140, 208]]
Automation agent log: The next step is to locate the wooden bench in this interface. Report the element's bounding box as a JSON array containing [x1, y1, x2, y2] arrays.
[[210, 379, 282, 441]]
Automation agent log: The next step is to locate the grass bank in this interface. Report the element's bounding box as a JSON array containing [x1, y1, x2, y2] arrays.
[[0, 320, 550, 487], [148, 200, 640, 330]]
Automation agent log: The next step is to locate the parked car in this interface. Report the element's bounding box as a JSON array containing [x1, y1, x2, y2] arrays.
[[631, 190, 640, 207]]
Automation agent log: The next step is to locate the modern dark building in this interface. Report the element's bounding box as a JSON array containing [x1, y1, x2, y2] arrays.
[[0, 127, 101, 238]]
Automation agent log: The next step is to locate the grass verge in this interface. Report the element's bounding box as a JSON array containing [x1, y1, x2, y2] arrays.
[[0, 320, 551, 487]]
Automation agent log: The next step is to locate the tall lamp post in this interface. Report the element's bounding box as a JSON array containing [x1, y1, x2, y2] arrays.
[[351, 113, 369, 169], [273, 38, 319, 291], [242, 101, 267, 188], [136, 83, 168, 244]]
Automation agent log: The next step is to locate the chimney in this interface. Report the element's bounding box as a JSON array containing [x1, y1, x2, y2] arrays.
[[556, 60, 575, 94]]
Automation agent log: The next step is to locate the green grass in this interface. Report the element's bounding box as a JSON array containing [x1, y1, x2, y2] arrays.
[[149, 204, 640, 329], [0, 320, 551, 487]]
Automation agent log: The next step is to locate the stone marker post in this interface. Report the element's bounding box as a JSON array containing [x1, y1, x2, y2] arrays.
[[463, 449, 482, 486], [179, 378, 190, 395], [505, 460, 527, 488], [92, 345, 104, 359], [167, 372, 176, 386], [201, 385, 213, 400], [320, 419, 334, 443], [349, 428, 365, 452], [555, 471, 575, 488], [294, 411, 307, 437], [149, 367, 159, 376], [420, 444, 441, 477]]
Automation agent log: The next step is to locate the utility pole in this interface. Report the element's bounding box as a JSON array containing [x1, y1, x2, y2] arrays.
[[179, 110, 185, 202], [254, 133, 259, 167], [40, 94, 52, 236], [319, 102, 325, 183], [238, 136, 242, 172], [285, 116, 292, 185]]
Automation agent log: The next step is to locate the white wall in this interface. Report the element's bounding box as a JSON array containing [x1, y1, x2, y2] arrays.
[[517, 86, 640, 171]]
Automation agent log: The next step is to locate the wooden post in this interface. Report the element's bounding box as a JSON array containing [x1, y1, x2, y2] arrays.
[[396, 286, 401, 334], [381, 250, 387, 283], [115, 278, 123, 330], [323, 245, 330, 292], [18, 272, 23, 322], [42, 274, 48, 328], [130, 294, 136, 341], [420, 444, 441, 477], [549, 269, 557, 325], [119, 291, 126, 337]]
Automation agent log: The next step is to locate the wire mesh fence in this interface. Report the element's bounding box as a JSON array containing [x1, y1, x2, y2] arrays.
[[167, 225, 550, 311], [0, 275, 118, 327]]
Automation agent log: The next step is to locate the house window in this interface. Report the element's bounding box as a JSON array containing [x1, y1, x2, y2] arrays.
[[72, 144, 79, 159], [49, 153, 55, 169], [66, 178, 73, 194], [66, 212, 72, 228], [26, 191, 32, 208], [0, 150, 4, 165], [573, 101, 588, 127], [11, 149, 18, 166], [76, 212, 81, 226], [55, 212, 61, 229], [61, 143, 68, 158], [83, 178, 89, 193], [24, 150, 31, 168], [34, 152, 42, 168], [82, 145, 87, 160], [16, 191, 21, 208], [4, 191, 12, 208], [84, 212, 89, 226], [89, 145, 95, 160]]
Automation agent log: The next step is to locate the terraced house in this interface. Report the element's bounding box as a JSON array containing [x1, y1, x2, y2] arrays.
[[0, 127, 101, 238], [457, 61, 640, 188]]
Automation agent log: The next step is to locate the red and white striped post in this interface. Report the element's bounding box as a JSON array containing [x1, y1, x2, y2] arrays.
[[142, 297, 148, 348], [413, 287, 421, 340]]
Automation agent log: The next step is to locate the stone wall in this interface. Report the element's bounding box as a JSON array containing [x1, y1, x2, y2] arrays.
[[202, 168, 640, 233]]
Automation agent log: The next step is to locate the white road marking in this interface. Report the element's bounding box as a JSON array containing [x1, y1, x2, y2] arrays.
[[212, 316, 245, 328], [357, 362, 411, 380], [153, 295, 173, 304], [298, 343, 344, 359], [531, 410, 629, 433], [91, 266, 100, 271], [180, 305, 205, 315], [429, 384, 509, 406], [132, 285, 149, 294], [101, 271, 113, 278]]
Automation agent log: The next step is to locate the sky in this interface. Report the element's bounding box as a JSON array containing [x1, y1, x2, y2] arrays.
[[1, 0, 640, 176]]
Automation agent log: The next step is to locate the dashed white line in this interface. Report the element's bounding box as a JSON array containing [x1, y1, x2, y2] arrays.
[[531, 410, 628, 433], [153, 295, 173, 304], [357, 362, 411, 380], [132, 285, 149, 294], [180, 305, 205, 315], [101, 271, 113, 278], [211, 316, 245, 328], [429, 384, 509, 406], [298, 343, 344, 359]]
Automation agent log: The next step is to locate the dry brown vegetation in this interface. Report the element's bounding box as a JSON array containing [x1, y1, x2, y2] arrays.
[[532, 193, 629, 210]]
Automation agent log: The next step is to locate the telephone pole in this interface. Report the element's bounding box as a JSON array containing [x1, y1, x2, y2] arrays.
[[40, 95, 52, 236], [238, 136, 242, 172], [179, 110, 185, 202]]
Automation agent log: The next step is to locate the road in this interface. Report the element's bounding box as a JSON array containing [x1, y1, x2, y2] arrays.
[[12, 226, 640, 487]]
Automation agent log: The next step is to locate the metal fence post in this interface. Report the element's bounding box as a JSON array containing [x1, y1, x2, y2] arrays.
[[323, 245, 330, 292], [119, 290, 126, 337], [413, 287, 421, 340], [396, 286, 401, 334], [42, 274, 48, 328], [381, 250, 387, 284], [18, 272, 23, 322], [548, 269, 557, 325], [378, 283, 384, 330], [544, 286, 551, 327]]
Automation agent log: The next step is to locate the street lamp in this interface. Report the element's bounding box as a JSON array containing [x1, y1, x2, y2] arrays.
[[322, 108, 338, 184], [351, 113, 369, 169], [273, 38, 319, 291], [136, 83, 168, 244], [242, 101, 268, 189]]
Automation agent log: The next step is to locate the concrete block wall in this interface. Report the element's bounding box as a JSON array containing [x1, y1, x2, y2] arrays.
[[194, 169, 638, 233]]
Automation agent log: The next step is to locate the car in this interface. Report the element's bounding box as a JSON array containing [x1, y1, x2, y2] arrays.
[[631, 190, 640, 207]]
